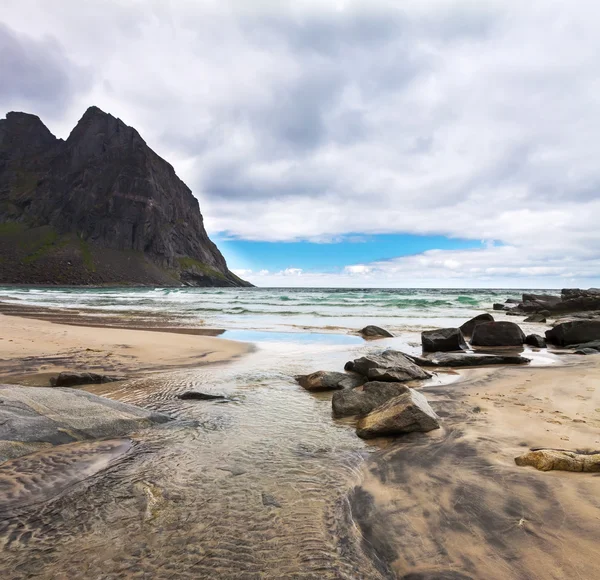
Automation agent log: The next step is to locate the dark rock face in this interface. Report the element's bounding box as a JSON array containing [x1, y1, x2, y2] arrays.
[[50, 372, 124, 387], [545, 320, 600, 346], [459, 313, 494, 338], [350, 350, 431, 382], [331, 382, 410, 418], [295, 371, 365, 391], [421, 328, 467, 352], [0, 107, 250, 286], [359, 325, 393, 339], [471, 321, 526, 347], [356, 389, 440, 439], [525, 334, 546, 348]]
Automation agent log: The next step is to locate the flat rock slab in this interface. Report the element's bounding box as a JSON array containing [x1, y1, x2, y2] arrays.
[[356, 389, 440, 439], [515, 449, 600, 472], [0, 385, 171, 463], [50, 371, 125, 387], [178, 391, 230, 401], [421, 353, 530, 367]]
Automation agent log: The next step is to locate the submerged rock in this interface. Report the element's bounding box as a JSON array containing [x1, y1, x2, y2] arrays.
[[574, 348, 600, 355], [178, 391, 230, 401], [0, 385, 171, 463], [515, 449, 600, 472], [50, 371, 125, 387], [545, 320, 600, 346], [421, 353, 530, 367], [356, 389, 440, 439], [525, 334, 546, 348], [421, 328, 467, 352], [350, 350, 431, 382], [359, 325, 393, 339], [470, 321, 526, 347], [332, 382, 410, 418], [296, 371, 365, 391], [459, 313, 494, 338]]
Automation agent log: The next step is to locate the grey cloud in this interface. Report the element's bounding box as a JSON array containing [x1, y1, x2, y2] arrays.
[[0, 22, 90, 117]]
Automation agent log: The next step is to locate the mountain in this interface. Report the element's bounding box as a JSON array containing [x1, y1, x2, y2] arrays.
[[0, 106, 251, 287]]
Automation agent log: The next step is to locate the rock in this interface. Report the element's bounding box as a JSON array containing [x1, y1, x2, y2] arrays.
[[505, 298, 521, 304], [515, 449, 600, 472], [470, 321, 526, 347], [522, 293, 561, 304], [525, 334, 546, 348], [420, 352, 530, 367], [570, 340, 600, 351], [359, 325, 393, 339], [332, 382, 410, 418], [0, 385, 171, 463], [350, 350, 431, 382], [178, 391, 229, 401], [344, 361, 355, 372], [0, 107, 250, 287], [458, 313, 494, 338], [50, 371, 125, 387], [295, 371, 365, 391], [421, 328, 467, 352], [545, 320, 600, 346], [261, 492, 281, 507], [493, 303, 506, 311], [524, 314, 546, 323], [356, 389, 440, 439], [574, 348, 600, 355]]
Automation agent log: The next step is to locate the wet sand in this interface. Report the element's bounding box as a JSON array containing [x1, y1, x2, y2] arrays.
[[0, 313, 251, 377], [351, 358, 600, 579]]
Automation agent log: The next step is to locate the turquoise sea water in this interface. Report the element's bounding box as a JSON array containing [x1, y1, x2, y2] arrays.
[[0, 286, 558, 334]]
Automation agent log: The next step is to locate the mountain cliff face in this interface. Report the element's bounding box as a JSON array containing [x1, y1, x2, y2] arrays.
[[0, 106, 251, 287]]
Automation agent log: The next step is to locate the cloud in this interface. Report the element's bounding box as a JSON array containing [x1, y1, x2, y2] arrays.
[[0, 22, 91, 118], [2, 1, 600, 284]]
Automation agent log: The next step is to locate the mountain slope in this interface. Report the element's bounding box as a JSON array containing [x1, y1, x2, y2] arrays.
[[0, 106, 251, 287]]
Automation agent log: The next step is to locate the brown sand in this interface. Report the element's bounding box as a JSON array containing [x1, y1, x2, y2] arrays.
[[0, 313, 251, 377], [350, 357, 600, 579]]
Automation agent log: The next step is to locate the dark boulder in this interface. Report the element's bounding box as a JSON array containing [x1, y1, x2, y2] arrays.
[[493, 303, 506, 311], [505, 298, 521, 304], [178, 391, 229, 401], [459, 313, 494, 338], [50, 372, 125, 387], [471, 321, 526, 347], [332, 382, 410, 418], [350, 351, 431, 382], [524, 314, 546, 323], [421, 328, 467, 352], [522, 293, 561, 304], [525, 334, 546, 348], [356, 389, 440, 439], [296, 371, 365, 391], [545, 320, 600, 346], [359, 325, 393, 339], [420, 352, 530, 367]]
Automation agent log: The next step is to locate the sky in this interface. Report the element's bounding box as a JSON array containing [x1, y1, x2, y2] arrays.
[[1, 0, 599, 288]]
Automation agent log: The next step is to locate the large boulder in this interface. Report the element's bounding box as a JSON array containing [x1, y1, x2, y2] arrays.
[[418, 352, 530, 367], [522, 293, 561, 304], [421, 328, 467, 352], [359, 325, 393, 339], [459, 314, 494, 338], [470, 321, 526, 347], [545, 320, 600, 346], [493, 303, 506, 311], [296, 371, 365, 391], [356, 389, 440, 439], [50, 371, 125, 387], [350, 351, 431, 382], [332, 382, 410, 418], [0, 385, 171, 463], [515, 449, 600, 472], [525, 334, 546, 348]]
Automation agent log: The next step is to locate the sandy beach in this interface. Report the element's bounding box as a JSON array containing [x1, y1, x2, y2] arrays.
[[0, 313, 251, 378]]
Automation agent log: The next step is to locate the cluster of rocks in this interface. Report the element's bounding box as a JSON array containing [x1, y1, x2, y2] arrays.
[[496, 288, 600, 318]]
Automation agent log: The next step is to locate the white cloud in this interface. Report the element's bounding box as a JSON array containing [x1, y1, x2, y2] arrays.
[[2, 1, 600, 285]]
